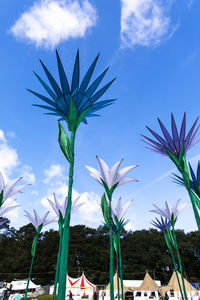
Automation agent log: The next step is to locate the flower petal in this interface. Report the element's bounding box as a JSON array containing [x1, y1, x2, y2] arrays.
[[171, 113, 180, 152], [96, 156, 110, 187], [117, 177, 138, 187], [109, 159, 123, 188], [84, 165, 102, 185]]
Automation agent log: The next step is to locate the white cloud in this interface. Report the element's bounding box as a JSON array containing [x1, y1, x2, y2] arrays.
[[0, 128, 35, 191], [11, 0, 97, 49], [21, 165, 36, 184], [0, 130, 6, 143], [40, 178, 102, 227], [77, 191, 102, 226], [5, 200, 21, 223], [120, 0, 176, 48], [44, 164, 64, 183], [0, 141, 19, 177], [124, 217, 136, 231]]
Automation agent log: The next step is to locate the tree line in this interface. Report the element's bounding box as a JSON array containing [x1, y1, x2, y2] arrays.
[[0, 221, 199, 287]]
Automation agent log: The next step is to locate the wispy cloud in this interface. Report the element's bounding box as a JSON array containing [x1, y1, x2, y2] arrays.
[[21, 165, 36, 184], [44, 164, 64, 183], [120, 0, 177, 48], [188, 0, 195, 8], [0, 129, 35, 186], [10, 0, 97, 49], [125, 153, 200, 199]]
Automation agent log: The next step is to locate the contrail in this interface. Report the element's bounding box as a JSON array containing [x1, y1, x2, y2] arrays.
[[124, 152, 200, 200]]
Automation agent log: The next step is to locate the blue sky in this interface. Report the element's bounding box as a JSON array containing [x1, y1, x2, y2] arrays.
[[1, 0, 200, 232]]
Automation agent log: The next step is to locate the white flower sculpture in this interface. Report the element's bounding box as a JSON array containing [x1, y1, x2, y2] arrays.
[[150, 199, 187, 222], [0, 172, 28, 204], [85, 156, 138, 190], [47, 193, 83, 220], [112, 197, 133, 222], [24, 209, 56, 230]]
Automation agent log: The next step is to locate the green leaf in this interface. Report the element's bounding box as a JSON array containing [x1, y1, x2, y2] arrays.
[[31, 225, 42, 257], [178, 143, 185, 162], [58, 121, 72, 163], [113, 233, 118, 253], [110, 182, 119, 195], [193, 182, 200, 198], [101, 180, 112, 201], [0, 191, 3, 207], [68, 96, 78, 131], [190, 190, 200, 210], [101, 180, 118, 201], [101, 194, 111, 227], [182, 156, 190, 190], [167, 226, 175, 248], [165, 148, 181, 171], [76, 106, 90, 129], [164, 231, 171, 249], [36, 224, 43, 235]]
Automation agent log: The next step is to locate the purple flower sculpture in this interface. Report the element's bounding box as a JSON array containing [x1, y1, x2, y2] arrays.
[[143, 113, 200, 232], [151, 217, 171, 232], [143, 113, 199, 160]]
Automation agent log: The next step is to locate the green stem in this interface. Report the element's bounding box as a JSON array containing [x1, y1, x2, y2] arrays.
[[180, 161, 200, 232], [24, 236, 38, 300], [110, 227, 114, 300], [109, 199, 114, 300], [116, 239, 120, 300], [57, 130, 76, 300], [188, 190, 200, 232], [53, 227, 63, 300], [117, 233, 124, 300], [164, 232, 184, 300], [172, 226, 187, 300]]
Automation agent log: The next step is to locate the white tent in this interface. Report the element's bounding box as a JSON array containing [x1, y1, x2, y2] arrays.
[[50, 272, 96, 298], [9, 279, 40, 292]]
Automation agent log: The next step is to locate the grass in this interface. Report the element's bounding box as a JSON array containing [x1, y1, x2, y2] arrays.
[[26, 295, 52, 299]]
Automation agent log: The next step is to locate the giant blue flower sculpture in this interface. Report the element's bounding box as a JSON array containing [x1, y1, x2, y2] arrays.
[[28, 50, 116, 129], [28, 50, 116, 300]]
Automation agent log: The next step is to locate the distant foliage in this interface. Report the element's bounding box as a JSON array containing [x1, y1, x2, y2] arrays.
[[0, 224, 199, 285]]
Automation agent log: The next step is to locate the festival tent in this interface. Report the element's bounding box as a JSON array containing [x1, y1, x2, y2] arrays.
[[9, 279, 40, 292], [100, 273, 127, 300], [102, 273, 161, 300], [136, 273, 159, 291], [105, 273, 127, 292], [160, 271, 200, 300], [49, 272, 96, 298], [133, 273, 160, 300]]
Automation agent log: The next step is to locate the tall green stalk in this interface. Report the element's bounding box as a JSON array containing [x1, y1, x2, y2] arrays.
[[115, 236, 120, 300], [180, 158, 200, 232], [164, 231, 184, 300], [172, 226, 187, 300], [57, 130, 76, 300], [53, 226, 63, 300], [24, 234, 39, 300], [117, 233, 124, 300], [109, 203, 114, 300]]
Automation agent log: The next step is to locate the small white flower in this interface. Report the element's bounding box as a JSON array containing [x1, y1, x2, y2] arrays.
[[24, 209, 56, 230], [47, 193, 83, 219], [85, 156, 138, 189], [112, 197, 133, 221], [0, 172, 28, 205], [150, 199, 187, 221]]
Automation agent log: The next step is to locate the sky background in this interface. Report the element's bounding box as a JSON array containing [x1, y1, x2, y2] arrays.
[[1, 0, 200, 233]]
